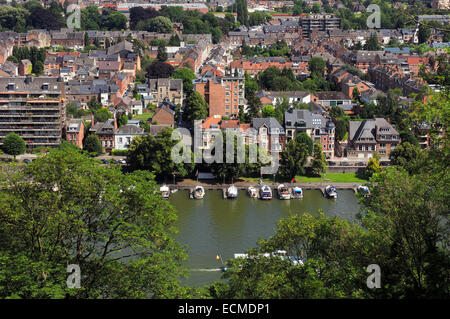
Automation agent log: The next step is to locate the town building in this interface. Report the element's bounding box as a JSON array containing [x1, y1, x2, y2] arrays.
[[65, 118, 85, 148], [194, 75, 245, 118], [347, 118, 400, 159], [284, 109, 335, 158], [0, 76, 65, 149], [114, 124, 145, 150]]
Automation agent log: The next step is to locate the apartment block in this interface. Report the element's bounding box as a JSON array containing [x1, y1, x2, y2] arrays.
[[0, 77, 65, 149], [299, 15, 341, 39], [194, 76, 245, 118]]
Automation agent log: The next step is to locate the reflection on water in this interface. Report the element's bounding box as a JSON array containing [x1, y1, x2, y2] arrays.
[[170, 189, 361, 287]]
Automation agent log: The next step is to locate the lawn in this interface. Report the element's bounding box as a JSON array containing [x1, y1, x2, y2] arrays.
[[294, 173, 368, 183], [238, 173, 367, 184], [132, 112, 154, 120]]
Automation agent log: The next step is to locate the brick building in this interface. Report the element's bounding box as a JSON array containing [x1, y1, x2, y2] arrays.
[[194, 75, 245, 118]]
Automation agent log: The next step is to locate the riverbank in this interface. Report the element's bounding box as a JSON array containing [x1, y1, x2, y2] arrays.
[[166, 179, 365, 190]]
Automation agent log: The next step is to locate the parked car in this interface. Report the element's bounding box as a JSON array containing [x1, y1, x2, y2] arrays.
[[101, 159, 109, 164], [23, 158, 31, 164], [328, 161, 336, 166], [341, 162, 351, 166], [356, 162, 366, 166], [380, 161, 390, 166], [118, 158, 127, 164]]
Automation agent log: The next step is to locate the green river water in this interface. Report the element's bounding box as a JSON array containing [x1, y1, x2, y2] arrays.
[[169, 188, 362, 287]]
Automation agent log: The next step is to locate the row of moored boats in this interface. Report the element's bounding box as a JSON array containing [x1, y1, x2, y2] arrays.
[[160, 184, 369, 199]]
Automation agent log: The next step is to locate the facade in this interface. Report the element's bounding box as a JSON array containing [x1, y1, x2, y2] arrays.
[[146, 78, 183, 106], [284, 109, 335, 158], [252, 117, 285, 153], [348, 118, 400, 158], [114, 124, 145, 150], [194, 76, 245, 118], [0, 76, 65, 149], [299, 15, 342, 39], [65, 118, 85, 148], [89, 119, 117, 153]]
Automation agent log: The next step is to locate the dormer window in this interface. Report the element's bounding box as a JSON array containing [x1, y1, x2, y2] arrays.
[[7, 83, 14, 90], [42, 83, 49, 90]]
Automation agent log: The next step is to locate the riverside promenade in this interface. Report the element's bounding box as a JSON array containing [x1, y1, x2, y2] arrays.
[[165, 179, 364, 196]]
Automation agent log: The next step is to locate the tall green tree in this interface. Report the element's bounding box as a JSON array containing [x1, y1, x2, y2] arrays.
[[279, 139, 309, 179], [0, 148, 202, 298], [127, 127, 194, 180], [310, 142, 327, 176], [183, 91, 208, 126], [83, 134, 103, 155], [2, 133, 26, 159], [172, 67, 196, 96], [157, 43, 168, 62]]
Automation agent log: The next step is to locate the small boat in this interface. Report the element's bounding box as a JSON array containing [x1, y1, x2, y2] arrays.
[[247, 186, 258, 198], [193, 186, 205, 199], [357, 185, 370, 197], [259, 185, 272, 200], [292, 186, 303, 199], [325, 185, 338, 199], [277, 184, 291, 200], [227, 185, 238, 199], [160, 184, 170, 199]]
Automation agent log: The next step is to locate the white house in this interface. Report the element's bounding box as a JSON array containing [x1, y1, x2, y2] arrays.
[[114, 124, 145, 150]]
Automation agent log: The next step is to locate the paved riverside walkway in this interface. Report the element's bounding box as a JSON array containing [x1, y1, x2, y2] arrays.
[[166, 179, 362, 190]]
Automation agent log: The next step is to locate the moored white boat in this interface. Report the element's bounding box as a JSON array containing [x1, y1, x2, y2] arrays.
[[277, 184, 291, 200], [247, 186, 258, 198], [227, 185, 238, 199], [357, 185, 370, 197], [325, 185, 338, 199], [292, 186, 303, 199], [160, 184, 170, 199], [193, 186, 205, 199], [260, 185, 272, 200]]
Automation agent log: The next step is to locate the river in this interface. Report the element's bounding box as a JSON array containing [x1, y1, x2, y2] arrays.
[[169, 189, 362, 287]]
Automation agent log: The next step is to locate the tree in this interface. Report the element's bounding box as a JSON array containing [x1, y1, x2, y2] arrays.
[[245, 93, 262, 121], [418, 24, 431, 44], [295, 132, 314, 156], [94, 108, 112, 122], [236, 0, 249, 26], [279, 139, 309, 179], [83, 134, 103, 155], [2, 133, 26, 159], [0, 148, 201, 298], [127, 127, 193, 180], [168, 34, 180, 46], [308, 57, 326, 78], [146, 16, 173, 33], [146, 61, 174, 78], [183, 91, 208, 126], [364, 32, 381, 51], [87, 96, 102, 112], [310, 142, 327, 176], [157, 43, 167, 62], [389, 142, 426, 175], [365, 156, 381, 178], [261, 105, 276, 118], [84, 32, 90, 46], [249, 11, 269, 26], [118, 114, 128, 127], [172, 67, 195, 96], [335, 120, 348, 141]]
